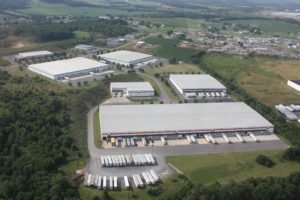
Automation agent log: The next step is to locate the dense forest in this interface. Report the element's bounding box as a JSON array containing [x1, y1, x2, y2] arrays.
[[0, 70, 79, 199], [15, 18, 135, 42]]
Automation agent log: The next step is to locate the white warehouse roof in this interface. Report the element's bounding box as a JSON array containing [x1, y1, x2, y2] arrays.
[[18, 50, 53, 58], [99, 102, 274, 136], [29, 57, 107, 77], [170, 74, 226, 90], [99, 50, 153, 64], [111, 82, 154, 92]]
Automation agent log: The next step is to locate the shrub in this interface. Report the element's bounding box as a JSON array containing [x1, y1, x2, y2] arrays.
[[283, 147, 300, 162], [256, 154, 276, 168]]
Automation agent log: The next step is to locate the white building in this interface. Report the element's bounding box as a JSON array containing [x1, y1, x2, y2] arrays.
[[169, 74, 226, 96], [99, 50, 154, 67], [14, 50, 53, 60], [99, 102, 274, 140], [75, 44, 97, 52], [110, 82, 154, 97], [287, 80, 300, 92], [29, 57, 108, 80]]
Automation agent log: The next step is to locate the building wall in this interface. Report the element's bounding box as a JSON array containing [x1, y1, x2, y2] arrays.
[[169, 77, 183, 94], [287, 80, 300, 92], [127, 90, 154, 97], [102, 128, 272, 141]]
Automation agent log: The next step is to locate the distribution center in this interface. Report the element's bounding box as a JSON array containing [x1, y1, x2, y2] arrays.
[[110, 82, 155, 97], [28, 57, 108, 80], [169, 74, 227, 96], [99, 50, 154, 66], [99, 102, 274, 141]]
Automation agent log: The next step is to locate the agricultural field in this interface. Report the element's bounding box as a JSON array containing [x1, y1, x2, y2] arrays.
[[239, 58, 300, 106], [166, 149, 300, 185], [200, 53, 300, 106], [18, 0, 159, 17], [144, 37, 198, 62]]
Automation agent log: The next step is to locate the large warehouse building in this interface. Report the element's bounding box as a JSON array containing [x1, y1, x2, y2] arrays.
[[169, 74, 227, 96], [14, 50, 53, 61], [99, 102, 274, 140], [29, 57, 108, 80], [110, 82, 155, 97], [99, 50, 154, 66]]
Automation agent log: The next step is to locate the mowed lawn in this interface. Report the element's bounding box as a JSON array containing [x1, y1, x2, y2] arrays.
[[166, 149, 300, 185]]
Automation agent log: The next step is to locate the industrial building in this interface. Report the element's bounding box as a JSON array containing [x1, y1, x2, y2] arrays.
[[99, 102, 274, 140], [287, 80, 300, 92], [75, 44, 97, 52], [14, 50, 53, 61], [170, 74, 227, 97], [110, 82, 155, 97], [29, 57, 108, 80], [99, 50, 154, 67]]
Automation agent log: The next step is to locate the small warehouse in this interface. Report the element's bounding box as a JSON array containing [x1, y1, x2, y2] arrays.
[[14, 50, 53, 61], [28, 57, 108, 80], [287, 80, 300, 92], [99, 50, 154, 67], [110, 82, 154, 97], [169, 74, 227, 96], [99, 102, 274, 141]]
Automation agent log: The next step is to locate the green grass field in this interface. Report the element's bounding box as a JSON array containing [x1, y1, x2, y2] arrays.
[[0, 57, 11, 66], [144, 37, 197, 62], [167, 149, 300, 185], [93, 110, 102, 148], [229, 19, 300, 37], [146, 63, 205, 75]]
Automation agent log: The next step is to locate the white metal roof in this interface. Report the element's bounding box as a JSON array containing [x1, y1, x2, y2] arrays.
[[99, 102, 273, 135], [29, 57, 107, 76], [111, 82, 154, 91], [18, 50, 53, 58], [99, 50, 153, 63], [170, 74, 226, 90]]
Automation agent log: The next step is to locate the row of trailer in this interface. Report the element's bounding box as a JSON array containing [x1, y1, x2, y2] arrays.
[[185, 92, 227, 98], [133, 170, 160, 188], [204, 133, 259, 144], [84, 170, 160, 189], [84, 174, 118, 190], [101, 154, 156, 167]]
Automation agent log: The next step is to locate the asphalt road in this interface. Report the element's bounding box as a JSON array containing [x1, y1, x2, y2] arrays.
[[137, 72, 178, 104]]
